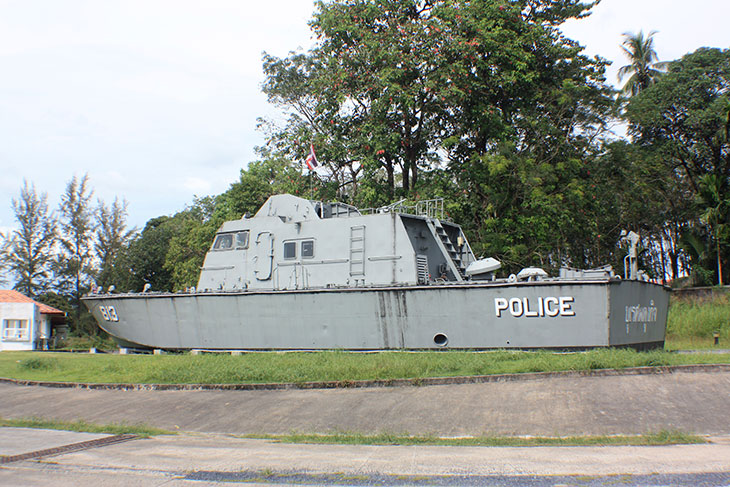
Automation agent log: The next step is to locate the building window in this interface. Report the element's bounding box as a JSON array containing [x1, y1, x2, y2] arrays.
[[2, 319, 29, 341], [213, 233, 234, 250], [236, 231, 249, 249], [284, 241, 297, 259], [301, 240, 314, 258]]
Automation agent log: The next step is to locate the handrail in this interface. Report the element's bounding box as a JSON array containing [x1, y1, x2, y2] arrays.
[[321, 197, 447, 220], [383, 198, 445, 220]]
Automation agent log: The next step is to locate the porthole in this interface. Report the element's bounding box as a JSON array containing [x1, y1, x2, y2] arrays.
[[433, 333, 448, 347]]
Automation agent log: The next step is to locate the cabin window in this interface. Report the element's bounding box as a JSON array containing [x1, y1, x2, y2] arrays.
[[284, 241, 297, 259], [213, 234, 234, 250], [301, 240, 314, 258], [2, 319, 29, 341], [236, 231, 249, 249]]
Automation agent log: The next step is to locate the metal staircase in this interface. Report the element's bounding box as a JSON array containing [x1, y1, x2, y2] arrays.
[[426, 219, 466, 281]]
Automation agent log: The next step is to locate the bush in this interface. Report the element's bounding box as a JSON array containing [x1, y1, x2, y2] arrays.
[[57, 335, 117, 351]]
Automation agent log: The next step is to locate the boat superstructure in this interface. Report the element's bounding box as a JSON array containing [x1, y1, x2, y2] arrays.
[[83, 194, 669, 350], [197, 194, 478, 292]]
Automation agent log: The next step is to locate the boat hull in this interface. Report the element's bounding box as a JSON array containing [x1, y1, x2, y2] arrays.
[[82, 280, 669, 350]]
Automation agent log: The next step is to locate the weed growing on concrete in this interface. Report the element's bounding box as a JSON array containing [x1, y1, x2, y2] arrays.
[[243, 430, 705, 447], [0, 416, 173, 437]]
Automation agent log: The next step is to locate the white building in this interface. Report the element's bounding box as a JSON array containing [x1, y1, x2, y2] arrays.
[[0, 290, 66, 351]]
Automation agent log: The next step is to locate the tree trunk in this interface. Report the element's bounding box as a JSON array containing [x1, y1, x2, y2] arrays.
[[402, 161, 410, 192], [659, 235, 667, 285], [385, 162, 394, 199], [718, 237, 724, 286]]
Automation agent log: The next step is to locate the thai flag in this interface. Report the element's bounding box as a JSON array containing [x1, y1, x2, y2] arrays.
[[305, 143, 318, 170]]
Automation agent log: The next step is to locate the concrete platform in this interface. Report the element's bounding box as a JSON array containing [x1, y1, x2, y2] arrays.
[[1, 368, 729, 437], [0, 429, 729, 486]]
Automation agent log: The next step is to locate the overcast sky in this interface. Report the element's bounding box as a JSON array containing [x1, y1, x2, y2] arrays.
[[1, 0, 729, 235]]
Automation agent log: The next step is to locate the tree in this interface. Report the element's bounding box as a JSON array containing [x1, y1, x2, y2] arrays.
[[163, 197, 220, 291], [617, 30, 667, 96], [698, 174, 728, 285], [55, 174, 96, 328], [3, 181, 57, 297], [262, 0, 453, 200], [591, 141, 693, 283], [0, 232, 7, 288], [261, 0, 621, 272], [95, 197, 136, 290], [438, 0, 615, 271], [626, 47, 730, 284]]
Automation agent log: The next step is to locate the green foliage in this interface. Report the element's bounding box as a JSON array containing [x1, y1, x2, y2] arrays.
[[617, 30, 667, 96], [260, 0, 618, 270], [112, 216, 177, 292], [627, 48, 730, 284], [697, 174, 729, 285], [163, 197, 221, 290], [95, 197, 136, 290], [437, 0, 614, 271], [2, 181, 57, 298], [55, 174, 97, 333], [58, 334, 118, 351]]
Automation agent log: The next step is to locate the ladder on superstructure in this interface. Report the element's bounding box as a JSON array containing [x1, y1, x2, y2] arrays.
[[349, 225, 365, 276]]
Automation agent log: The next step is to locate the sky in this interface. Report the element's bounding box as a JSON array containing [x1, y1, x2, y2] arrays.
[[1, 0, 729, 235]]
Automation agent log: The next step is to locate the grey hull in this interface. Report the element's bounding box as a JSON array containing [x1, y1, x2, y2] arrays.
[[82, 279, 668, 350]]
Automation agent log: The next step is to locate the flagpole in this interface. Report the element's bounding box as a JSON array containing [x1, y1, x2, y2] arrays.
[[305, 142, 318, 201]]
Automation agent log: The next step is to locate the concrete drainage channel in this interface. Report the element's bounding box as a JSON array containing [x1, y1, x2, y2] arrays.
[[0, 434, 139, 464]]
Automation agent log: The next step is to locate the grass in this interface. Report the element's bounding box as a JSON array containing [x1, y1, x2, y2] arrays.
[[0, 416, 172, 437], [244, 430, 706, 447], [667, 291, 730, 343], [0, 348, 728, 385], [665, 335, 722, 351]]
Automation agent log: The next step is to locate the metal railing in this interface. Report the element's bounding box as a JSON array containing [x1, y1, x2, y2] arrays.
[[322, 198, 447, 220], [377, 198, 445, 220]]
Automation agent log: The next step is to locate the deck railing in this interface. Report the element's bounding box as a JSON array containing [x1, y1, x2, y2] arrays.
[[377, 198, 445, 220]]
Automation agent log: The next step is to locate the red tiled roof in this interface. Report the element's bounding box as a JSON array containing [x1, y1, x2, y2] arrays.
[[0, 290, 66, 315]]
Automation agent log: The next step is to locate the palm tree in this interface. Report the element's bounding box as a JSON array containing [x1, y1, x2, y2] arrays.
[[617, 30, 667, 96], [698, 175, 728, 286]]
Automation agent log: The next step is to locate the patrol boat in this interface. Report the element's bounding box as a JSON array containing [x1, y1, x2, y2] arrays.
[[83, 194, 669, 350]]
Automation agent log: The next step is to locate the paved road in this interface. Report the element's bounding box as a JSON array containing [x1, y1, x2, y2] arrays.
[[1, 430, 730, 486], [1, 368, 729, 436]]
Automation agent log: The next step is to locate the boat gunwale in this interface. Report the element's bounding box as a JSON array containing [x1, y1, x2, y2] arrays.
[[82, 278, 669, 301]]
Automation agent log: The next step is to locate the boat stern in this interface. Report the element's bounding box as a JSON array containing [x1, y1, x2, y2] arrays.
[[607, 280, 669, 349]]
